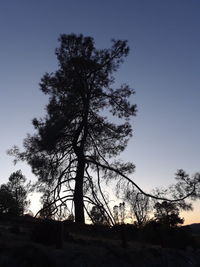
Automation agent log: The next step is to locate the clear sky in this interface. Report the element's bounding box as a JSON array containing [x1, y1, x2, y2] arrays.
[[0, 0, 199, 224]]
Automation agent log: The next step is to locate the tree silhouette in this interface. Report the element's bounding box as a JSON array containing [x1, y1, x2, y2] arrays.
[[126, 190, 150, 227], [0, 184, 16, 215], [7, 170, 29, 216], [0, 171, 29, 216], [154, 201, 184, 227], [119, 202, 126, 224], [39, 185, 55, 219], [9, 34, 199, 224], [113, 205, 119, 224], [89, 205, 108, 225], [10, 34, 136, 224]]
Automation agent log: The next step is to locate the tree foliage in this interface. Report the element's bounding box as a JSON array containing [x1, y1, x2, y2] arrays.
[[112, 202, 126, 225], [0, 184, 16, 215], [8, 34, 200, 224], [7, 170, 29, 215], [0, 170, 29, 216], [9, 34, 136, 224], [154, 201, 184, 227], [126, 189, 150, 227], [89, 205, 109, 225]]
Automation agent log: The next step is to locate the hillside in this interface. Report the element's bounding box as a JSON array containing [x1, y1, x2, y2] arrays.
[[188, 223, 200, 233], [0, 216, 199, 267]]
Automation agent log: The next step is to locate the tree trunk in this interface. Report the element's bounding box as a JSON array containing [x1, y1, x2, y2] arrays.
[[73, 95, 89, 224], [74, 156, 85, 224]]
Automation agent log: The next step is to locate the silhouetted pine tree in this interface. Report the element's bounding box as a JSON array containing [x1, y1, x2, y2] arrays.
[[10, 34, 136, 224]]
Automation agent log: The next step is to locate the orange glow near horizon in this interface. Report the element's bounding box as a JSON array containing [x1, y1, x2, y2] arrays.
[[181, 201, 200, 225], [29, 192, 200, 226]]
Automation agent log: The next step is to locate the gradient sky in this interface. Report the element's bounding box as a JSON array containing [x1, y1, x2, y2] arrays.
[[0, 0, 199, 224]]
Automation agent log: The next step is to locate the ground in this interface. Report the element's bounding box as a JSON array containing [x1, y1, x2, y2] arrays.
[[0, 216, 199, 267]]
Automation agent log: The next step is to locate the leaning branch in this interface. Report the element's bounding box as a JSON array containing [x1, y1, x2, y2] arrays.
[[86, 157, 196, 203]]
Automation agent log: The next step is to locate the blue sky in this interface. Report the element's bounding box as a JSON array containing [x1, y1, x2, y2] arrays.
[[0, 0, 199, 223]]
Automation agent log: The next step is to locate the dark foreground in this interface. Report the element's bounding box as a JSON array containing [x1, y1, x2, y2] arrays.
[[0, 216, 199, 267]]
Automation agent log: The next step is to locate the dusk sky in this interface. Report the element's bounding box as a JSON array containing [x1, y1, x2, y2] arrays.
[[0, 0, 199, 224]]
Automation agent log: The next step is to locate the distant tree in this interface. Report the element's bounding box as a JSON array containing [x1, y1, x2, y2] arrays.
[[7, 170, 29, 215], [119, 202, 126, 224], [116, 168, 198, 225], [0, 171, 29, 216], [0, 184, 16, 215], [89, 205, 109, 225], [39, 186, 56, 220], [112, 202, 126, 224], [126, 190, 150, 227], [154, 201, 184, 227], [113, 205, 119, 224], [38, 182, 74, 220]]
